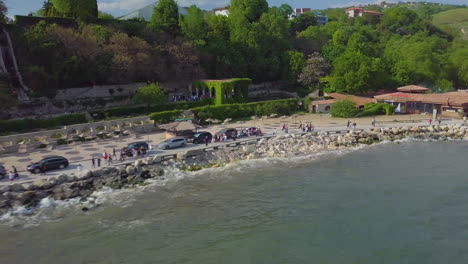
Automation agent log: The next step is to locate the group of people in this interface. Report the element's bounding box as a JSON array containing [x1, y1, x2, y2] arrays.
[[239, 127, 263, 138], [298, 122, 314, 132], [347, 121, 357, 129]]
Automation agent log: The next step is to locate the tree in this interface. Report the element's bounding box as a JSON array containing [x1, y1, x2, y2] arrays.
[[230, 0, 268, 23], [278, 4, 293, 19], [179, 5, 206, 43], [290, 12, 317, 34], [330, 100, 358, 118], [284, 50, 305, 84], [150, 0, 179, 34], [48, 0, 98, 20], [133, 83, 168, 107], [0, 0, 7, 23], [98, 11, 114, 20], [298, 53, 331, 91]]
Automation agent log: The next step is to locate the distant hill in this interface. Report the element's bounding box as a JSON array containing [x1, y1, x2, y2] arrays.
[[432, 8, 468, 40]]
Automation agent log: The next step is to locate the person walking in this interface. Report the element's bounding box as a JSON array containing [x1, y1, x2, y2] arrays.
[[113, 148, 116, 157], [429, 119, 433, 125], [371, 118, 376, 127], [347, 120, 351, 129], [438, 118, 442, 125], [77, 164, 82, 172], [91, 157, 95, 168], [103, 151, 108, 161], [9, 171, 14, 183], [205, 136, 210, 146], [12, 166, 18, 179], [272, 128, 277, 135], [97, 158, 101, 167], [119, 151, 125, 162], [298, 121, 303, 129], [108, 155, 113, 165], [353, 122, 357, 129]]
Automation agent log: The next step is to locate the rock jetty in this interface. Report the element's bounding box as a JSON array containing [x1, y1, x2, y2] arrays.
[[1, 124, 467, 215]]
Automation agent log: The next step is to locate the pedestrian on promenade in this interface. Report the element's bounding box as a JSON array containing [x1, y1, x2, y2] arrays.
[[463, 116, 467, 124], [97, 158, 101, 167], [113, 148, 116, 157], [371, 118, 376, 127], [9, 171, 14, 182], [353, 122, 357, 129], [298, 121, 303, 129], [119, 151, 125, 162], [347, 120, 351, 129], [205, 136, 210, 146], [103, 151, 108, 161], [108, 155, 113, 165], [91, 157, 95, 168], [438, 119, 442, 125], [272, 128, 277, 135], [12, 166, 18, 179], [77, 164, 82, 172], [429, 119, 433, 125]]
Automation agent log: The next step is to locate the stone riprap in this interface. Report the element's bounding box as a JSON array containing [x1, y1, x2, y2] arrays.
[[0, 124, 467, 216]]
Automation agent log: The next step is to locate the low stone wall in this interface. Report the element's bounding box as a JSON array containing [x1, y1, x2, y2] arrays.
[[54, 83, 146, 100], [1, 124, 467, 216], [0, 116, 156, 155]]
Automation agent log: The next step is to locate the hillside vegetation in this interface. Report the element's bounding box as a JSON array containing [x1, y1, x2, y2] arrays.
[[433, 8, 468, 40]]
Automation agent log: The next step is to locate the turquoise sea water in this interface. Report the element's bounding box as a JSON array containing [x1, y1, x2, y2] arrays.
[[0, 141, 468, 264]]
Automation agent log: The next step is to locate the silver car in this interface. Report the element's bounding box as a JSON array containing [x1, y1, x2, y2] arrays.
[[158, 137, 187, 150]]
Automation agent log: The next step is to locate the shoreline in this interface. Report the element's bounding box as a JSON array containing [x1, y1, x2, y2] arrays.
[[0, 123, 467, 218]]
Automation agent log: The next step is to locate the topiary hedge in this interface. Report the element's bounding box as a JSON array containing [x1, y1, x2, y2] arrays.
[[0, 113, 87, 134], [149, 110, 183, 124], [358, 103, 396, 117], [192, 78, 251, 105], [330, 100, 359, 118], [189, 99, 298, 121]]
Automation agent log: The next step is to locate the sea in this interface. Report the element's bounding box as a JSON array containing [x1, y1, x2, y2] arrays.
[[0, 140, 467, 264]]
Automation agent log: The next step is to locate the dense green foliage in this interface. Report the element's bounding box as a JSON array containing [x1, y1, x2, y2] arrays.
[[0, 114, 87, 134], [330, 100, 358, 118], [47, 0, 98, 20], [149, 0, 180, 33], [133, 83, 168, 107], [9, 1, 468, 104]]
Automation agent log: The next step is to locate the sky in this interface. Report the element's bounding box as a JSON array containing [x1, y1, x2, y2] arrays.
[[4, 0, 467, 18]]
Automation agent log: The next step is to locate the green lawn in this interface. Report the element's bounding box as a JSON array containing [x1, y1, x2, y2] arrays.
[[433, 8, 468, 40]]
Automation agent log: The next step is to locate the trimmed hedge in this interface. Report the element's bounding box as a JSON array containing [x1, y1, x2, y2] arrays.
[[149, 110, 183, 124], [90, 98, 214, 119], [191, 99, 298, 121], [192, 78, 251, 105], [14, 15, 79, 28], [0, 113, 87, 134], [330, 100, 359, 118], [358, 103, 396, 117]]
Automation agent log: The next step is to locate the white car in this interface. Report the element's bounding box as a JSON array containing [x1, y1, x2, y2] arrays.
[[158, 137, 187, 150]]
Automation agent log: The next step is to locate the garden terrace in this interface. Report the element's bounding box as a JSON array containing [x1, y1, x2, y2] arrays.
[[192, 78, 251, 105]]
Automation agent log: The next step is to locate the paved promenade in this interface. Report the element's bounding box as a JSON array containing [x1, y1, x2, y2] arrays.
[[0, 114, 463, 185]]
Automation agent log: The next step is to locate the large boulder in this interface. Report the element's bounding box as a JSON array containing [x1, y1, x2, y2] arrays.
[[126, 165, 136, 175]]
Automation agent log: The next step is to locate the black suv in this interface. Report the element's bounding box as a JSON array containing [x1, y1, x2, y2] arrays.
[[192, 132, 213, 144], [122, 142, 149, 157], [216, 128, 238, 139], [27, 156, 69, 174]]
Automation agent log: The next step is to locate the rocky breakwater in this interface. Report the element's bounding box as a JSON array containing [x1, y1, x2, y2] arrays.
[[0, 158, 165, 215], [173, 124, 468, 171]]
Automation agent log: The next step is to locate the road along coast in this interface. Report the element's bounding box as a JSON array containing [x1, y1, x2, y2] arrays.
[[0, 124, 467, 217]]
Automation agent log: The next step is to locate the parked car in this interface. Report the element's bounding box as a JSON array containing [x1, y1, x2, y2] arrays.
[[191, 132, 213, 144], [122, 142, 149, 157], [216, 128, 238, 139], [158, 137, 187, 150], [27, 156, 69, 174], [0, 165, 6, 178]]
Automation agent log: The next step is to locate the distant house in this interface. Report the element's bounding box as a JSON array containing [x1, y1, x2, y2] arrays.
[[375, 86, 468, 117], [289, 8, 328, 25], [119, 1, 188, 21], [309, 93, 376, 113], [213, 6, 230, 16], [345, 7, 383, 18]]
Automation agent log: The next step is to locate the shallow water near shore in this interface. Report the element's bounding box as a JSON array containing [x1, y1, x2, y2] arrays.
[[1, 141, 468, 263]]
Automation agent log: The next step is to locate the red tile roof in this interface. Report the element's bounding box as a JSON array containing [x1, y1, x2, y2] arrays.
[[375, 91, 468, 106], [310, 99, 336, 105]]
